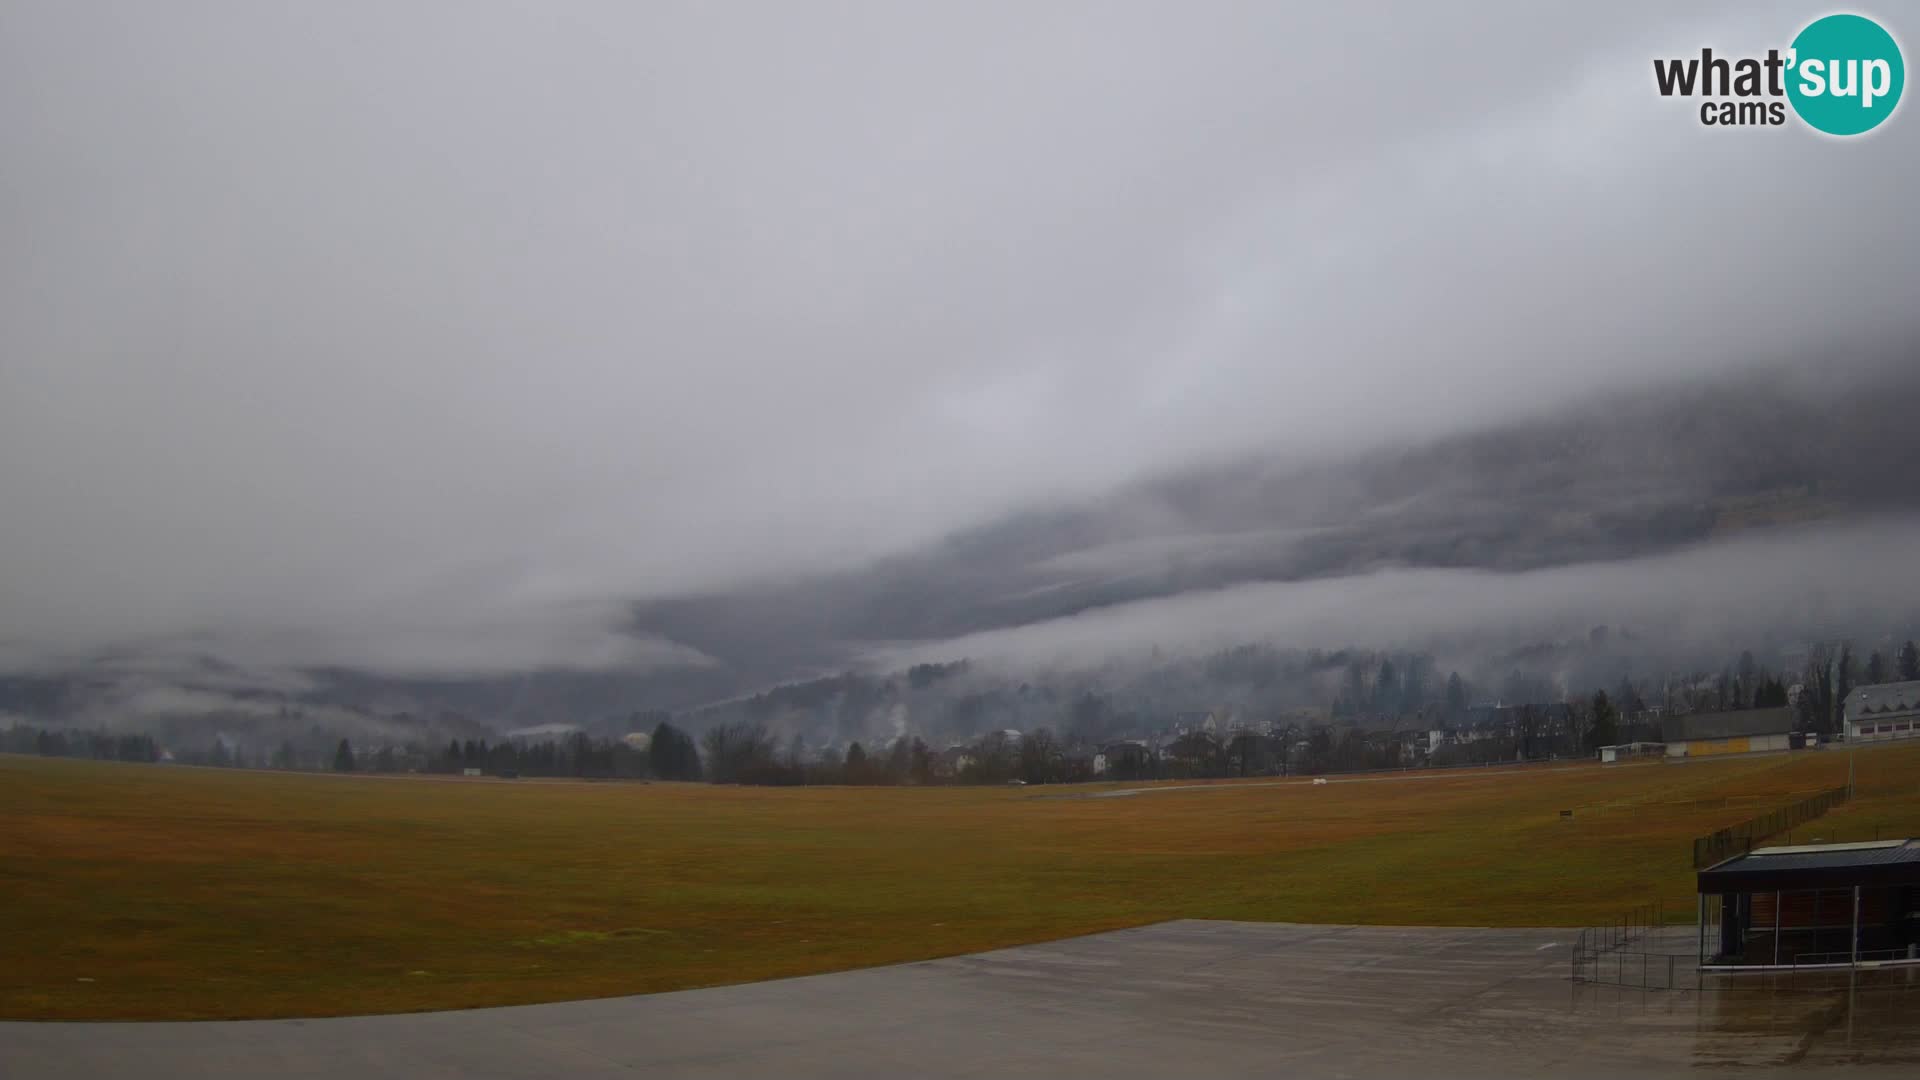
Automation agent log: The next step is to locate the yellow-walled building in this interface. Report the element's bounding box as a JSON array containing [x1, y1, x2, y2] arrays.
[[1662, 706, 1795, 758]]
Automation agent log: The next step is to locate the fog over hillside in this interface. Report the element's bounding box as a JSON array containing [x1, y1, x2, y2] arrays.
[[637, 350, 1920, 686], [3, 1, 1919, 748], [8, 358, 1920, 745]]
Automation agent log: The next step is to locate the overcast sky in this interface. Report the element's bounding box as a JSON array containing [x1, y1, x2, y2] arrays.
[[2, 1, 1917, 677]]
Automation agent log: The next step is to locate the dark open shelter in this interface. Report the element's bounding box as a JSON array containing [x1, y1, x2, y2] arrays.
[[1697, 839, 1920, 969]]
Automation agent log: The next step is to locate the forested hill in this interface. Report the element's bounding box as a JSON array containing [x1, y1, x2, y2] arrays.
[[619, 352, 1920, 694]]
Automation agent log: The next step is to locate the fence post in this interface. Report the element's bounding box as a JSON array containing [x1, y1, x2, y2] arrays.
[[1698, 893, 1706, 967], [1852, 886, 1861, 968]]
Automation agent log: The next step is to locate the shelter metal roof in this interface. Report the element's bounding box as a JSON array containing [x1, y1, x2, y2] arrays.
[[1697, 838, 1920, 892]]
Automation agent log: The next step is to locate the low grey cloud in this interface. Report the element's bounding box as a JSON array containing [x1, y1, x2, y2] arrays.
[[873, 517, 1920, 675], [2, 1, 1916, 678], [0, 598, 715, 680]]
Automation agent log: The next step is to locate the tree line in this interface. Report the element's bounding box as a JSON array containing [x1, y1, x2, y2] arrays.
[[0, 726, 160, 763], [8, 639, 1916, 785]]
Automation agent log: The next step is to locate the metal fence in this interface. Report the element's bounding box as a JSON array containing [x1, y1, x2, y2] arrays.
[[1789, 948, 1917, 966], [1690, 785, 1851, 868], [1574, 946, 1702, 990], [1572, 900, 1666, 956], [1573, 902, 1667, 980], [1570, 905, 1715, 990], [1572, 888, 1920, 989]]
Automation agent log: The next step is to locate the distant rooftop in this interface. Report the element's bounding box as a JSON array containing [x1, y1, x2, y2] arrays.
[[1848, 680, 1920, 722], [1660, 706, 1793, 743]]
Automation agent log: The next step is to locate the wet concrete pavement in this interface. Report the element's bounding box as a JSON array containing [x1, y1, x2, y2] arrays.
[[5, 921, 1917, 1077]]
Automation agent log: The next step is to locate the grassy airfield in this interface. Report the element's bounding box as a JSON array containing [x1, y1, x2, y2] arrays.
[[4, 741, 1918, 1019]]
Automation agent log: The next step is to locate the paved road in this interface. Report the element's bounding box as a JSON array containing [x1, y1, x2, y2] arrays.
[[1067, 763, 1592, 798], [6, 921, 1917, 1078]]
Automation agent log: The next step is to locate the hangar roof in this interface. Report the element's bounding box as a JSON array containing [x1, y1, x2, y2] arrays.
[[1661, 706, 1794, 743]]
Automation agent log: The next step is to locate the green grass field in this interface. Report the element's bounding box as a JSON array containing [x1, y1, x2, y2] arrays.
[[4, 743, 1918, 1020]]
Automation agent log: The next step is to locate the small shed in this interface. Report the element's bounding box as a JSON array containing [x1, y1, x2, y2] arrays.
[[1696, 839, 1920, 969], [1597, 741, 1665, 763]]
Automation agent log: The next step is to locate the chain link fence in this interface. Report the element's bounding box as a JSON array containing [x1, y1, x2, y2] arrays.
[[1691, 784, 1850, 868], [1570, 901, 1706, 989]]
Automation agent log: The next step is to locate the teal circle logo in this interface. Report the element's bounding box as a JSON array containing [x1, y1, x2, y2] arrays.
[[1786, 14, 1905, 135]]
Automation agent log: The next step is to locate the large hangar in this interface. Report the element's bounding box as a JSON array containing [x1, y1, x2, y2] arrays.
[[1662, 707, 1795, 758]]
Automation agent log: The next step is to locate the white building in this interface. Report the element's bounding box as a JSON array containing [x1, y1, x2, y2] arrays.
[[1597, 741, 1665, 764], [1845, 680, 1920, 743]]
